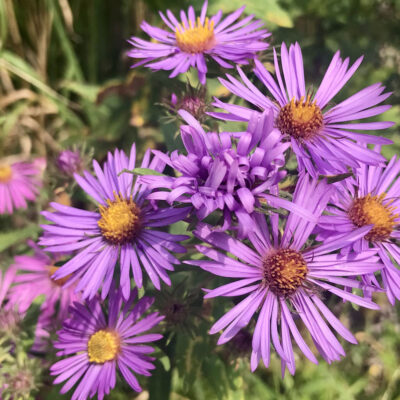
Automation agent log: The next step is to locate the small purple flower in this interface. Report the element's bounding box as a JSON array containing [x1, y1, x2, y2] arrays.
[[127, 1, 270, 84], [51, 289, 163, 400], [211, 42, 394, 177], [39, 144, 189, 300], [189, 175, 382, 375], [145, 110, 306, 236], [317, 148, 400, 304], [7, 241, 79, 351], [0, 160, 42, 214], [56, 149, 83, 176]]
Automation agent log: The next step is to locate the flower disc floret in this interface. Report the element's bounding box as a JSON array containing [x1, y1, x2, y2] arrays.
[[0, 165, 12, 183], [263, 248, 308, 296], [88, 330, 120, 364], [276, 96, 323, 141], [175, 17, 215, 53], [47, 265, 71, 287], [348, 193, 398, 242], [98, 193, 141, 245]]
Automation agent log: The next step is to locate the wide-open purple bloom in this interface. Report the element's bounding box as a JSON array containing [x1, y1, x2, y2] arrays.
[[51, 289, 163, 400], [0, 160, 42, 214], [39, 144, 189, 300], [127, 1, 269, 84], [317, 148, 400, 304], [145, 110, 315, 236], [189, 175, 382, 375], [7, 241, 79, 351], [211, 42, 393, 177]]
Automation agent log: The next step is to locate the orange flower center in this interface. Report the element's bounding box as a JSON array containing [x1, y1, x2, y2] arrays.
[[98, 193, 141, 245], [348, 193, 398, 242], [262, 248, 308, 296], [0, 165, 12, 183], [276, 95, 323, 141], [87, 330, 120, 363], [48, 265, 71, 286], [175, 17, 215, 54]]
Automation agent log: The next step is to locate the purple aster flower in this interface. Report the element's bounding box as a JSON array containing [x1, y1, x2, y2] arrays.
[[316, 148, 400, 304], [51, 289, 163, 400], [39, 144, 189, 300], [189, 175, 382, 375], [127, 1, 270, 84], [7, 241, 79, 351], [56, 149, 83, 176], [211, 42, 394, 177], [0, 160, 42, 214], [145, 110, 313, 236]]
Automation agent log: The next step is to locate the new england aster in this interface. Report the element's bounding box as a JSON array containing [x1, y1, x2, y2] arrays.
[[189, 175, 382, 375], [211, 42, 394, 177], [127, 1, 270, 84], [39, 144, 189, 300], [317, 148, 400, 304], [145, 110, 315, 236], [7, 241, 79, 351], [51, 289, 163, 400], [0, 160, 42, 214]]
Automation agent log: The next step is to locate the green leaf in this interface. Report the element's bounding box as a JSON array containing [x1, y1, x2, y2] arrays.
[[0, 50, 71, 106], [0, 225, 39, 252], [120, 167, 166, 177], [323, 172, 353, 184], [208, 0, 293, 28]]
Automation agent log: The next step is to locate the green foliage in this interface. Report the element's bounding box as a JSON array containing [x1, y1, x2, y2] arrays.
[[0, 224, 40, 253], [208, 0, 293, 28], [0, 0, 399, 399]]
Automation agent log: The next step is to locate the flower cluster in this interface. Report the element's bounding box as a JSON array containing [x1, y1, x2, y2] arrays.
[[1, 2, 398, 399]]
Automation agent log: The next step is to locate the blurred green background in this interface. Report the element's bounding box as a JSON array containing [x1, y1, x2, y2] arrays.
[[0, 0, 400, 399]]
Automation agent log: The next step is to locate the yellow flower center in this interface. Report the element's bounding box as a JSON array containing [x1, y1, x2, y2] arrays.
[[48, 265, 71, 286], [276, 95, 323, 141], [87, 330, 120, 364], [263, 248, 308, 296], [0, 165, 12, 183], [348, 193, 398, 242], [98, 193, 141, 245], [175, 17, 215, 54]]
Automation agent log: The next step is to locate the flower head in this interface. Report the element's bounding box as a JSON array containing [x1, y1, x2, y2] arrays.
[[0, 160, 42, 214], [51, 289, 163, 400], [56, 149, 83, 176], [39, 144, 189, 300], [128, 1, 270, 84], [317, 149, 400, 304], [189, 175, 382, 375], [211, 42, 394, 177], [166, 83, 209, 122], [145, 110, 292, 235], [7, 241, 79, 351]]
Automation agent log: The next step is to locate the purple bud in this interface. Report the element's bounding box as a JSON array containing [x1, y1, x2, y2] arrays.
[[180, 95, 206, 118], [170, 93, 178, 106], [56, 150, 82, 176]]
